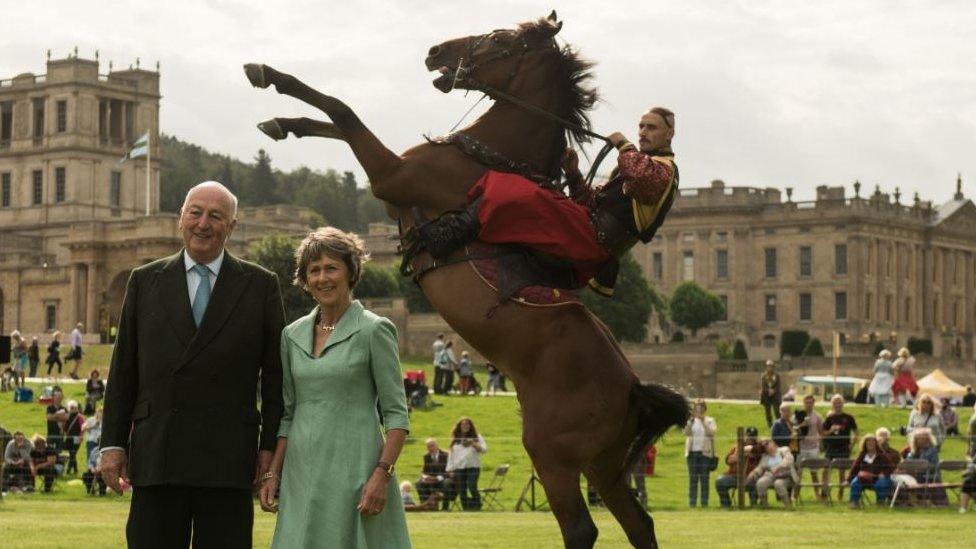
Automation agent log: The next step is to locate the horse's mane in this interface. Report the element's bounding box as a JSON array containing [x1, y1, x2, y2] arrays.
[[517, 18, 600, 145]]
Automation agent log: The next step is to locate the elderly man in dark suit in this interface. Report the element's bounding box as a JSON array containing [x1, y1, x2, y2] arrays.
[[416, 437, 453, 510], [100, 181, 284, 548]]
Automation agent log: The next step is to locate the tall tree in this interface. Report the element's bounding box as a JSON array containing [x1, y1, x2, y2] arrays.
[[668, 281, 725, 337], [580, 253, 664, 343], [248, 149, 278, 205]]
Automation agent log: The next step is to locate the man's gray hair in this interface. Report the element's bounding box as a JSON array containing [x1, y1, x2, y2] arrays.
[[183, 181, 239, 219]]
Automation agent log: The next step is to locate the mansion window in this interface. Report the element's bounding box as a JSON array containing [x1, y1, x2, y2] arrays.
[[0, 101, 12, 147], [32, 98, 45, 141], [905, 297, 912, 324], [716, 249, 728, 279], [1, 172, 10, 207], [799, 293, 812, 321], [715, 231, 728, 242], [835, 292, 848, 320], [111, 172, 122, 207], [45, 303, 58, 332], [55, 167, 66, 203], [682, 251, 694, 281], [835, 244, 847, 275], [56, 100, 67, 133], [32, 170, 43, 204], [764, 248, 777, 278], [865, 292, 873, 321], [764, 294, 777, 322], [799, 246, 812, 278], [885, 295, 892, 323]]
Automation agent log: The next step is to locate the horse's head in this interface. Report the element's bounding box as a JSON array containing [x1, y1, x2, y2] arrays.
[[425, 11, 564, 94]]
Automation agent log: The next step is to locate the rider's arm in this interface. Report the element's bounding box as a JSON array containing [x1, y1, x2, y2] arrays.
[[617, 151, 674, 206]]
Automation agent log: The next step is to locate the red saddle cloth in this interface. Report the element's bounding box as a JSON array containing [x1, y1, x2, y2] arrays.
[[465, 241, 580, 307]]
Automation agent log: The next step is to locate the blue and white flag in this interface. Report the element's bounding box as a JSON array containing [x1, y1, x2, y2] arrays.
[[118, 132, 149, 164]]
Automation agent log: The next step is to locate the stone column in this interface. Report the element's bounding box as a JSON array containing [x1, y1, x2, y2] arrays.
[[72, 263, 87, 329], [86, 262, 101, 337]]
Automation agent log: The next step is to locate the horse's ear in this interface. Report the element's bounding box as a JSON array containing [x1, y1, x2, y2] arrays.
[[539, 10, 563, 37], [548, 10, 558, 22]]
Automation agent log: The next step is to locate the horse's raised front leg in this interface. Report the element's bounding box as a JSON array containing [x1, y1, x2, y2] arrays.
[[244, 63, 401, 197], [257, 117, 345, 141]]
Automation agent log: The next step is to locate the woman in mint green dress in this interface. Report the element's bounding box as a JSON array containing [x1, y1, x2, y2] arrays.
[[259, 227, 411, 548]]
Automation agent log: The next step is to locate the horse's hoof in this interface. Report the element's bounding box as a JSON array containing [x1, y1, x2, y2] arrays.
[[243, 63, 270, 89], [257, 119, 286, 140]]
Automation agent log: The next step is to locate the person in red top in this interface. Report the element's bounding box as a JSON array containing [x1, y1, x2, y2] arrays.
[[715, 426, 763, 507], [847, 434, 894, 507], [415, 107, 678, 296]]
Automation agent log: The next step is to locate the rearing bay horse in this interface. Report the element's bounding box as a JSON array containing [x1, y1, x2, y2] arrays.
[[245, 12, 687, 548]]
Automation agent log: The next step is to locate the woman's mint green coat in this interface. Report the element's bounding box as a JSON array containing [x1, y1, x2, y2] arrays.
[[271, 301, 411, 548]]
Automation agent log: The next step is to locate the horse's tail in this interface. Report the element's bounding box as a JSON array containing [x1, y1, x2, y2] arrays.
[[625, 381, 689, 469]]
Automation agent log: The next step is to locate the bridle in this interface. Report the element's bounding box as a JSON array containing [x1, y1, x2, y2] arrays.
[[442, 28, 614, 188]]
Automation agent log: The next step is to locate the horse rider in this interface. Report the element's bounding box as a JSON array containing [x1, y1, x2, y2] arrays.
[[415, 106, 678, 296]]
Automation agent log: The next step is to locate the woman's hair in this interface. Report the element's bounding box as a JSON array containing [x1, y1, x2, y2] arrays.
[[293, 226, 370, 291], [875, 426, 891, 440], [10, 330, 22, 341], [450, 417, 479, 447], [878, 349, 892, 359], [90, 369, 100, 378], [914, 393, 941, 413], [898, 347, 910, 358], [909, 427, 936, 455], [53, 331, 61, 338], [32, 434, 46, 447], [694, 398, 707, 413], [859, 434, 879, 454]]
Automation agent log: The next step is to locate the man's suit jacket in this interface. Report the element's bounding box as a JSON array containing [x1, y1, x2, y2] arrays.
[[422, 450, 449, 477], [101, 250, 284, 489]]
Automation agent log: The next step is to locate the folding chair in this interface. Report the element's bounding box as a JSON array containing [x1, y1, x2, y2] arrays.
[[793, 458, 829, 506], [478, 464, 510, 511], [826, 458, 853, 504]]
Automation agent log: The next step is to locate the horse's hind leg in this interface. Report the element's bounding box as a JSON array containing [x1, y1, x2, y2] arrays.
[[536, 466, 598, 549], [586, 444, 658, 548]]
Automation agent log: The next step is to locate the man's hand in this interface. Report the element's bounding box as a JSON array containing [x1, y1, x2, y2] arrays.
[[101, 449, 128, 495], [607, 132, 629, 148], [253, 449, 273, 489]]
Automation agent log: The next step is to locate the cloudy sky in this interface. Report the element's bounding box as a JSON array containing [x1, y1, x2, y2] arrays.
[[4, 0, 974, 203]]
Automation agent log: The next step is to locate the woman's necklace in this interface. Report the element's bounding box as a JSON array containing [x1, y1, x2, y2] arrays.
[[316, 302, 350, 332]]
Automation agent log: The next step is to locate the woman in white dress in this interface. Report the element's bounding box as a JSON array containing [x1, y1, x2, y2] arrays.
[[868, 349, 895, 407]]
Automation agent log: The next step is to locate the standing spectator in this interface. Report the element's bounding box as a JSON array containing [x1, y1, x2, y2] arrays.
[[82, 444, 107, 496], [891, 347, 918, 407], [485, 363, 501, 396], [823, 394, 858, 493], [29, 435, 58, 492], [847, 434, 894, 507], [9, 330, 28, 387], [629, 442, 657, 507], [457, 351, 473, 395], [432, 333, 446, 395], [715, 426, 762, 508], [67, 322, 84, 379], [907, 394, 945, 447], [45, 387, 67, 454], [416, 438, 453, 510], [963, 385, 976, 408], [771, 403, 794, 448], [3, 431, 34, 492], [63, 400, 85, 475], [941, 398, 959, 437], [759, 360, 781, 427], [82, 408, 103, 462], [438, 341, 458, 395], [967, 403, 976, 458], [683, 398, 717, 508], [27, 337, 40, 378], [45, 332, 63, 377], [868, 349, 895, 407], [747, 439, 798, 508], [84, 369, 105, 414], [795, 394, 824, 498], [959, 455, 975, 513], [445, 417, 487, 511]]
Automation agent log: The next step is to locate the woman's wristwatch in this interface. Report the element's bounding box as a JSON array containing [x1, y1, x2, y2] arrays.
[[376, 461, 395, 479]]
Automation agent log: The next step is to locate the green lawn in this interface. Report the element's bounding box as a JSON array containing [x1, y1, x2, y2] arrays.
[[2, 345, 974, 547]]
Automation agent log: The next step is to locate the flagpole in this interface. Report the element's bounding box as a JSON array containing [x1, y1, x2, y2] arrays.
[[145, 126, 152, 216]]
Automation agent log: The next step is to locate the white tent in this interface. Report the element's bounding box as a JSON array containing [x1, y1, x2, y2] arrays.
[[916, 368, 968, 399]]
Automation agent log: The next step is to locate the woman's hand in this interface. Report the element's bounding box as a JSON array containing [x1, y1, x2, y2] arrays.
[[259, 476, 279, 513], [357, 468, 390, 517]]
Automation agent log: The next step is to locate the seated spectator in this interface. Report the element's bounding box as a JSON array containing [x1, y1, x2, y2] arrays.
[[941, 398, 959, 437], [901, 427, 947, 506], [84, 369, 105, 414], [847, 434, 894, 507], [401, 480, 440, 512], [29, 435, 58, 492], [907, 394, 945, 447], [875, 427, 902, 468], [3, 431, 34, 493], [81, 444, 106, 496], [403, 376, 430, 411], [416, 437, 453, 510], [747, 438, 797, 508], [959, 455, 975, 514], [446, 417, 487, 511], [771, 403, 794, 449], [715, 426, 762, 508]]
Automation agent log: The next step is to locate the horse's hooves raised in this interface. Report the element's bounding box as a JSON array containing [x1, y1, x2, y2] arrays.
[[257, 119, 286, 140], [243, 63, 269, 88]]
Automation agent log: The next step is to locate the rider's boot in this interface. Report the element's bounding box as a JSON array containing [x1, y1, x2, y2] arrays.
[[417, 199, 482, 261]]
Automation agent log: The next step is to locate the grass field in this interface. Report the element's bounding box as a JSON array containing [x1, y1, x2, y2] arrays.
[[2, 345, 974, 547]]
